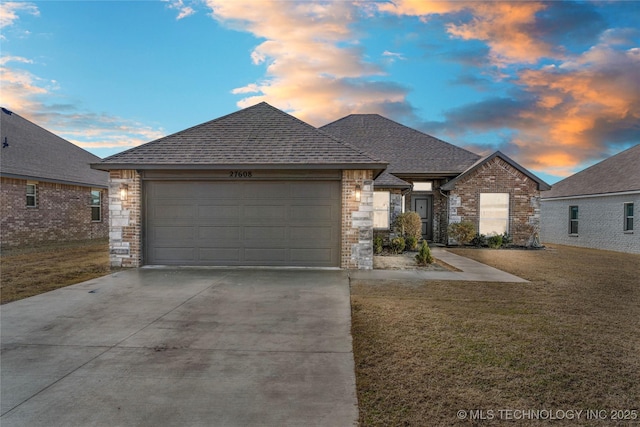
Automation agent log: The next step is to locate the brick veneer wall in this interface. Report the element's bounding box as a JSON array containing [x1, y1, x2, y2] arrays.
[[108, 170, 142, 267], [0, 177, 108, 248], [342, 170, 374, 269], [447, 157, 541, 246]]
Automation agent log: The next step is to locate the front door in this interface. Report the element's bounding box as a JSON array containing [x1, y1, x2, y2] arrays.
[[412, 196, 433, 241]]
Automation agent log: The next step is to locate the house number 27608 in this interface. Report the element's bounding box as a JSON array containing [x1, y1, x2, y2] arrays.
[[229, 171, 253, 178]]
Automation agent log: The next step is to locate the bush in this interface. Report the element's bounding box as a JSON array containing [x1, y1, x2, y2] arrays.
[[405, 236, 418, 251], [373, 235, 383, 254], [415, 241, 434, 266], [448, 221, 476, 245], [501, 232, 512, 248], [393, 212, 422, 241], [390, 236, 406, 254], [471, 233, 487, 247], [488, 234, 503, 249]]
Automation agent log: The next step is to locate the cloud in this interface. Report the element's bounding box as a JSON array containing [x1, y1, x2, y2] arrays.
[[0, 2, 39, 29], [206, 0, 417, 126], [378, 0, 554, 66], [164, 0, 196, 20]]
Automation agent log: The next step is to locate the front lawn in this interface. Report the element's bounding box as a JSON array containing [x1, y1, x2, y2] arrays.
[[1, 239, 112, 304], [351, 245, 640, 426]]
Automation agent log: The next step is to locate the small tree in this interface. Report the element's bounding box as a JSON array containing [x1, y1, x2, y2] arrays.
[[448, 221, 476, 245], [415, 241, 434, 266], [390, 236, 406, 254], [393, 212, 422, 242]]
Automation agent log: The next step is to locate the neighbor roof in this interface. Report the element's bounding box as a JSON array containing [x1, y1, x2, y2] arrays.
[[320, 114, 481, 178], [542, 144, 640, 199], [0, 108, 107, 188], [441, 151, 551, 191], [94, 102, 386, 173]]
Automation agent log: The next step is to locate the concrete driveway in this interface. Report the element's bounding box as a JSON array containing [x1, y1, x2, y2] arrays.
[[1, 268, 358, 426]]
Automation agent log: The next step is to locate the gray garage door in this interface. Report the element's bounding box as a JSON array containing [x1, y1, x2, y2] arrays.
[[144, 180, 341, 266]]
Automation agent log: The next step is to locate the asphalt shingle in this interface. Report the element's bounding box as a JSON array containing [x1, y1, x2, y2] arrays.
[[1, 108, 107, 188], [320, 114, 480, 175], [542, 144, 640, 198], [96, 103, 385, 170]]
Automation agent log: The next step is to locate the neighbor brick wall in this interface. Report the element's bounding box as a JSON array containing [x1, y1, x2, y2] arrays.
[[447, 157, 541, 246], [108, 170, 142, 267], [342, 170, 374, 269], [0, 177, 108, 248], [541, 193, 640, 254]]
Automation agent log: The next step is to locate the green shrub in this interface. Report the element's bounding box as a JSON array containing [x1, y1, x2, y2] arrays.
[[393, 212, 422, 241], [471, 233, 487, 247], [373, 235, 383, 254], [448, 221, 476, 245], [488, 234, 503, 249], [501, 232, 512, 248], [390, 236, 406, 254], [415, 241, 434, 266], [405, 236, 418, 251]]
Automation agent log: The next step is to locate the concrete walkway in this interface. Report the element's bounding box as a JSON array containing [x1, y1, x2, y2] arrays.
[[351, 247, 528, 282], [1, 269, 358, 427]]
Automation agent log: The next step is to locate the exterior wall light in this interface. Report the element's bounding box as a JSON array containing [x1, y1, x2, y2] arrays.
[[355, 184, 361, 202], [120, 183, 129, 201]]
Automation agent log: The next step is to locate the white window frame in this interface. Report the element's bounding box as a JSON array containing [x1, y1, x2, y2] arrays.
[[26, 182, 37, 208], [569, 205, 579, 235], [624, 202, 634, 232], [91, 189, 102, 222], [373, 191, 390, 229], [412, 181, 433, 192], [479, 193, 509, 236]]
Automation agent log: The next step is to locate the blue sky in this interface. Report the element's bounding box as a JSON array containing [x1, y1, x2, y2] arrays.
[[2, 1, 639, 184]]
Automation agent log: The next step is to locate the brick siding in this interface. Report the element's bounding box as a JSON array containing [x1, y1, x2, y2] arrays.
[[447, 157, 542, 246], [108, 170, 142, 267], [1, 177, 108, 248], [541, 193, 640, 254], [342, 170, 374, 269]]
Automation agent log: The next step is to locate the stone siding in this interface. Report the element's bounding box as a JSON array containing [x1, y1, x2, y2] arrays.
[[1, 177, 108, 248], [342, 170, 375, 269], [541, 193, 639, 254], [108, 170, 142, 267], [447, 157, 542, 246]]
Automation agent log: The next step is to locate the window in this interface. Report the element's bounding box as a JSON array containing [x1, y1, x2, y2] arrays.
[[479, 193, 509, 236], [624, 203, 634, 231], [91, 190, 101, 222], [373, 191, 390, 229], [413, 181, 432, 192], [26, 183, 37, 207], [569, 206, 579, 234]]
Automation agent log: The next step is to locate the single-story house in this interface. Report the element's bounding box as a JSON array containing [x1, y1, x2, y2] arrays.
[[541, 144, 639, 254], [320, 114, 551, 246], [93, 102, 386, 269], [94, 102, 550, 269], [0, 107, 109, 248]]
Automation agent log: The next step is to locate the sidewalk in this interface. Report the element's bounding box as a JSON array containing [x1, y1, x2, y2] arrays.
[[350, 247, 528, 283]]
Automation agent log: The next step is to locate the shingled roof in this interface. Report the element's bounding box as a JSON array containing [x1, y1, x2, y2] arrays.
[[542, 144, 640, 199], [1, 108, 107, 188], [94, 102, 385, 172], [320, 114, 480, 176]]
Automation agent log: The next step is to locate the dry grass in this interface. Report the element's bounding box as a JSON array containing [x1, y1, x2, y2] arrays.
[[351, 245, 640, 426], [1, 239, 112, 304]]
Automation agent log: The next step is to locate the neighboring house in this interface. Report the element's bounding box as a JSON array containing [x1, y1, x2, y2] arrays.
[[321, 114, 550, 246], [93, 102, 386, 269], [0, 107, 109, 248], [540, 144, 640, 254]]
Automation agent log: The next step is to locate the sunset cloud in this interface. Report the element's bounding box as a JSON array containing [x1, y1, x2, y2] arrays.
[[0, 2, 39, 29], [206, 0, 415, 125]]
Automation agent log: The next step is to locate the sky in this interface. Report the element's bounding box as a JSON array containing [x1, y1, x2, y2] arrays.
[[1, 1, 639, 184]]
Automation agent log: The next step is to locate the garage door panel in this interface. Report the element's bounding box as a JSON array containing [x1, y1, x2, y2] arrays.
[[145, 180, 340, 266], [199, 226, 241, 240]]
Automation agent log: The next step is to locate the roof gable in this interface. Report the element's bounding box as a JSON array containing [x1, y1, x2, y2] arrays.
[[96, 102, 385, 171], [441, 151, 551, 191], [542, 144, 640, 198], [320, 114, 480, 175], [0, 108, 107, 188]]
